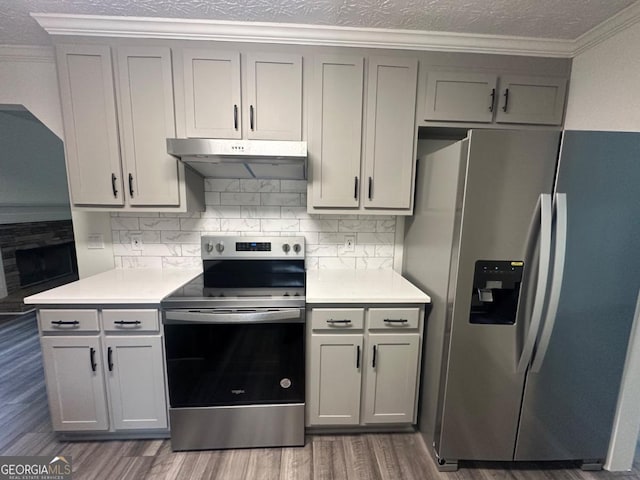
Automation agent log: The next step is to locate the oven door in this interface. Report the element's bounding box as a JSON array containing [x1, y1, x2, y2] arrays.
[[163, 308, 304, 409]]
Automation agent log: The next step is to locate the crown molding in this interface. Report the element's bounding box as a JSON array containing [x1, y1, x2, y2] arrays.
[[31, 13, 574, 58], [0, 45, 54, 63], [572, 1, 640, 56]]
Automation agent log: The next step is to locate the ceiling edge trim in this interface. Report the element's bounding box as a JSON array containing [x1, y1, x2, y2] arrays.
[[30, 13, 574, 58], [572, 2, 640, 56], [0, 45, 54, 63]]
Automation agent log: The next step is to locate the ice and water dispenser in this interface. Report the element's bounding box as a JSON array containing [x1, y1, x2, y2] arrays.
[[469, 261, 524, 325]]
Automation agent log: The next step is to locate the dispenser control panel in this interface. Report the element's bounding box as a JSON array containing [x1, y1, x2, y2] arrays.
[[469, 260, 524, 325]]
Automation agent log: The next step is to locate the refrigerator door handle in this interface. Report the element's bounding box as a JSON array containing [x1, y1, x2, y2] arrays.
[[531, 193, 567, 373], [517, 193, 553, 373]]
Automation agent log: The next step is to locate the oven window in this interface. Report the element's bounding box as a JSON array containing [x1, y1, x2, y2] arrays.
[[164, 322, 304, 408]]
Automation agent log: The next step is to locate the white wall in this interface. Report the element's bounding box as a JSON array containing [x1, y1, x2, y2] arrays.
[[564, 21, 640, 471], [0, 45, 114, 278]]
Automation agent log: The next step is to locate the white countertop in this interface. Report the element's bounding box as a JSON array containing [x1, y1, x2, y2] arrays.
[[306, 269, 431, 304], [23, 268, 201, 305]]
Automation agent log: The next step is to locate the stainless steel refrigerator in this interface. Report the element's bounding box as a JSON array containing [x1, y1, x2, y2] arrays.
[[404, 129, 640, 470]]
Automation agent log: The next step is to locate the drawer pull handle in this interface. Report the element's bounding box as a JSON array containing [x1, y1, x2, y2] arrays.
[[114, 320, 141, 326], [89, 347, 97, 372], [327, 319, 351, 325], [107, 347, 113, 372], [384, 318, 408, 324], [372, 345, 377, 368], [52, 320, 80, 326], [356, 345, 361, 369]]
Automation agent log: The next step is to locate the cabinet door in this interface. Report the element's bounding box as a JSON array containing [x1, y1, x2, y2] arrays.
[[363, 57, 418, 210], [423, 72, 498, 122], [117, 47, 179, 206], [246, 53, 302, 140], [40, 336, 109, 431], [362, 333, 420, 424], [308, 334, 363, 426], [310, 55, 364, 208], [104, 336, 167, 430], [182, 49, 242, 139], [495, 75, 567, 125], [56, 45, 123, 206]]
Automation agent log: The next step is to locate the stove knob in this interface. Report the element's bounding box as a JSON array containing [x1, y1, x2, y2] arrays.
[[293, 243, 301, 254], [282, 243, 291, 253], [215, 242, 224, 253], [206, 242, 214, 253]]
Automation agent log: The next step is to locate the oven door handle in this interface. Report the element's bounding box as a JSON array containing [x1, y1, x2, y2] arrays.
[[163, 309, 304, 324]]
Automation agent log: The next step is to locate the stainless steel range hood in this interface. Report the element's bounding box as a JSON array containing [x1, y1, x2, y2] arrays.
[[167, 139, 307, 180]]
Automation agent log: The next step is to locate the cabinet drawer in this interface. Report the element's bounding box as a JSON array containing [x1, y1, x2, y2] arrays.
[[368, 308, 420, 330], [102, 309, 159, 332], [39, 309, 99, 333], [311, 309, 364, 331]]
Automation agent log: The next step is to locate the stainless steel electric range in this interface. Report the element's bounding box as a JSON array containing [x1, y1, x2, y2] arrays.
[[161, 235, 306, 451]]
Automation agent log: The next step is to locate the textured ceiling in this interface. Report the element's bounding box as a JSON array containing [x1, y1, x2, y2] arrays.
[[0, 0, 637, 46]]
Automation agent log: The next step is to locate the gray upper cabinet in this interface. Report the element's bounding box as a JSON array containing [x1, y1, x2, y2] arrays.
[[56, 45, 123, 206], [178, 50, 302, 141], [246, 53, 303, 140], [423, 72, 497, 123], [182, 49, 242, 139], [364, 57, 418, 210], [423, 70, 567, 126], [310, 55, 364, 208], [116, 47, 180, 206], [495, 75, 567, 125], [56, 44, 203, 211]]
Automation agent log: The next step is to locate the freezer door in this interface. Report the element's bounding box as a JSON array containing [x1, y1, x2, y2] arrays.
[[515, 131, 640, 461], [437, 130, 560, 461]]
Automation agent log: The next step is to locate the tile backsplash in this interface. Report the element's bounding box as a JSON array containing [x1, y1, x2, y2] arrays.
[[111, 179, 398, 270]]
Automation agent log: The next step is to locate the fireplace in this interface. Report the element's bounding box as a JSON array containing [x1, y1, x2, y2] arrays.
[[15, 241, 77, 288], [0, 220, 78, 312]]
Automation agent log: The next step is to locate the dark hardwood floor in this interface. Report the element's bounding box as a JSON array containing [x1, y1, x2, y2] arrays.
[[2, 314, 640, 479]]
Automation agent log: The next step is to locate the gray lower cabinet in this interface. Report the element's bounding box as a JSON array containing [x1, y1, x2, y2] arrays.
[[307, 306, 423, 428], [38, 308, 168, 434], [41, 335, 109, 431], [423, 71, 567, 126]]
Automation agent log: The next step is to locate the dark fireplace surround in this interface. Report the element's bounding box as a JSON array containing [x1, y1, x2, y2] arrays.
[[0, 220, 78, 307]]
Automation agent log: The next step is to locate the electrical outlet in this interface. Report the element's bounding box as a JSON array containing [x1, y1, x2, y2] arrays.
[[344, 235, 356, 253], [131, 233, 143, 251]]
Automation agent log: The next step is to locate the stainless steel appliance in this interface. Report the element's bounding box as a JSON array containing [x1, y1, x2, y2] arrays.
[[404, 130, 640, 470], [167, 138, 307, 179], [161, 235, 306, 451]]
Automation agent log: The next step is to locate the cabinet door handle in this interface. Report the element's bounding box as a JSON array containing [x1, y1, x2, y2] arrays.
[[326, 319, 351, 325], [368, 177, 373, 200], [384, 318, 409, 324], [107, 347, 113, 372], [114, 320, 141, 326], [249, 105, 255, 131], [356, 345, 361, 369], [128, 173, 134, 197], [111, 173, 118, 198], [372, 345, 377, 368], [354, 176, 359, 200], [489, 88, 496, 112], [89, 347, 97, 372], [233, 104, 238, 130], [502, 88, 510, 113], [51, 320, 79, 326]]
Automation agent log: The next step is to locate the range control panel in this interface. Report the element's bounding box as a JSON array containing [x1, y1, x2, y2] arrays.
[[201, 236, 305, 259]]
